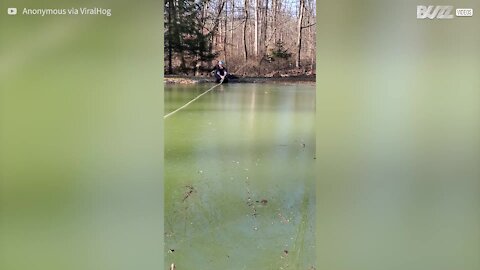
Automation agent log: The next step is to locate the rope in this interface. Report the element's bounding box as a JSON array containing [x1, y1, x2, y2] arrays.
[[164, 83, 222, 119]]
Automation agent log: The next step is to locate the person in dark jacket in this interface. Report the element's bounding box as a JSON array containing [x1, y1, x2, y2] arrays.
[[213, 60, 228, 83]]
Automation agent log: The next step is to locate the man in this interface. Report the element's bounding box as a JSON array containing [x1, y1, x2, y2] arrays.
[[213, 60, 228, 83]]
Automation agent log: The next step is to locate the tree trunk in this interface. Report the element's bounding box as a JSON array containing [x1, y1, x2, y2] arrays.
[[296, 0, 305, 68], [264, 0, 268, 56], [308, 0, 315, 69], [167, 0, 174, 74], [273, 0, 277, 42], [231, 0, 235, 50], [224, 0, 228, 62], [243, 0, 249, 62], [254, 0, 259, 58]]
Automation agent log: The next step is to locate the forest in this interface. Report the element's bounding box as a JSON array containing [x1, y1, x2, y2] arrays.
[[164, 0, 316, 77]]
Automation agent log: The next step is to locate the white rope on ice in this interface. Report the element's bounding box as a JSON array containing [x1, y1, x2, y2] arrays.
[[164, 83, 222, 119]]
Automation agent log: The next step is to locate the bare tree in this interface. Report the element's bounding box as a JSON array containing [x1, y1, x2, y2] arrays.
[[263, 0, 268, 56], [224, 0, 228, 62], [243, 0, 249, 62], [230, 0, 235, 48], [272, 0, 278, 41], [167, 0, 174, 74], [254, 0, 259, 57], [296, 0, 305, 68]]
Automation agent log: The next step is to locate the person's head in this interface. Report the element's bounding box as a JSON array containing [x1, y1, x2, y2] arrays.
[[218, 60, 224, 67]]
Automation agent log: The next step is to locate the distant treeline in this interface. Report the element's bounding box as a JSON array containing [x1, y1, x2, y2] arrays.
[[165, 0, 316, 76]]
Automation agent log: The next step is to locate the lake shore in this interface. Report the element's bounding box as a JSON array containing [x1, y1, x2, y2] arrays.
[[164, 75, 316, 85]]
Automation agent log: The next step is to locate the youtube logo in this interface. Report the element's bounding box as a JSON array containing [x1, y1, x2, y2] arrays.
[[7, 7, 17, 15]]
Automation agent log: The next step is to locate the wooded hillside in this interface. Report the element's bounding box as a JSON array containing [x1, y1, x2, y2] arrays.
[[165, 0, 316, 76]]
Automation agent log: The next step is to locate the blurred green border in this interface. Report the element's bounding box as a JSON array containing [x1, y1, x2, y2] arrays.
[[316, 1, 480, 270], [1, 1, 164, 269]]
